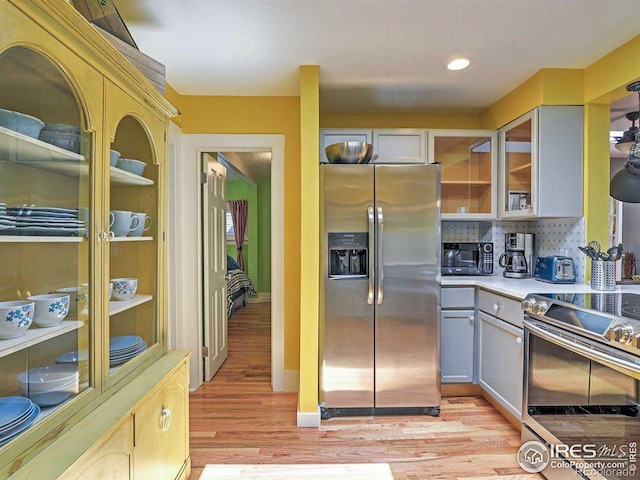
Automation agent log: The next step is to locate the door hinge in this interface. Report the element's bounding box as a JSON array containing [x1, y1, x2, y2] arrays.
[[202, 345, 209, 357], [200, 172, 207, 184]]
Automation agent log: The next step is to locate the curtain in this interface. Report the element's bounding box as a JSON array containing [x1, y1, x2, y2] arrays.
[[229, 200, 248, 270]]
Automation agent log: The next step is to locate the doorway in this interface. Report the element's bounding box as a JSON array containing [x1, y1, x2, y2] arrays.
[[172, 133, 285, 392]]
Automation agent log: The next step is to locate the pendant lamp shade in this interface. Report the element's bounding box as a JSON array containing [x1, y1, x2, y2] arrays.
[[611, 81, 640, 202]]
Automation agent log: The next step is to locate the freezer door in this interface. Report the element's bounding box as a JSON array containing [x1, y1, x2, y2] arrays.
[[320, 164, 375, 408], [374, 164, 441, 408]]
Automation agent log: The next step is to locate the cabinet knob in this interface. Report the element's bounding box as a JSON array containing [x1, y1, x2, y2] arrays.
[[373, 154, 379, 160], [469, 315, 474, 323], [97, 231, 108, 241], [161, 407, 172, 432], [108, 231, 115, 240], [493, 303, 501, 311], [516, 337, 523, 344]]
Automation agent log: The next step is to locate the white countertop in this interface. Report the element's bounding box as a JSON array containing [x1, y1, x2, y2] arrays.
[[441, 275, 640, 300]]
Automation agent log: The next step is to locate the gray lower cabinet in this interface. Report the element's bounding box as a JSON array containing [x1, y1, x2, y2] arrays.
[[478, 310, 524, 419], [441, 309, 475, 383]]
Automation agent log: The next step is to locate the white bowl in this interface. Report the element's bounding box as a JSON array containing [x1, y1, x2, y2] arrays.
[[0, 109, 44, 138], [110, 149, 121, 167], [17, 364, 79, 392], [53, 287, 88, 316], [27, 294, 70, 328], [0, 300, 34, 340], [110, 278, 138, 301], [81, 282, 113, 300], [19, 380, 77, 407]]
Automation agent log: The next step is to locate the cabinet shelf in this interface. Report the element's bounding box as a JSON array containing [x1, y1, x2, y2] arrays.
[[0, 235, 85, 243], [0, 320, 84, 359], [110, 167, 154, 186], [509, 162, 532, 174], [442, 180, 492, 186], [110, 236, 153, 242], [109, 294, 153, 316], [0, 125, 87, 177]]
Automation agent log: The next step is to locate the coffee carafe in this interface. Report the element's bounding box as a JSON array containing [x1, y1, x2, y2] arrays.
[[499, 233, 535, 278]]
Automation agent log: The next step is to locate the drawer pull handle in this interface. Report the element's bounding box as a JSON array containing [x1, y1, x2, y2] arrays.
[[493, 303, 501, 311], [469, 316, 474, 323], [161, 407, 172, 432], [516, 337, 522, 344]]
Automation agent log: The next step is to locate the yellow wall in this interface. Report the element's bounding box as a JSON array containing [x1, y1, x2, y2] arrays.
[[168, 90, 302, 371], [298, 65, 320, 413]]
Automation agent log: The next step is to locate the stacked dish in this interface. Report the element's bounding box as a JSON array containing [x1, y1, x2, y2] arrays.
[[0, 397, 40, 447], [17, 365, 79, 407], [55, 349, 89, 384], [7, 206, 86, 237], [110, 335, 147, 366], [0, 108, 44, 138], [0, 203, 16, 234], [38, 123, 82, 153]]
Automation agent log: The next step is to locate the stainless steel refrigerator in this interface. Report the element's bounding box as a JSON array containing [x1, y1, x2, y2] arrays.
[[319, 163, 441, 419]]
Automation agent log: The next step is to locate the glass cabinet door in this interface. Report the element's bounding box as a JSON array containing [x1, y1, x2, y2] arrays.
[[500, 111, 534, 217], [429, 130, 497, 219], [105, 82, 164, 383], [0, 47, 94, 444]]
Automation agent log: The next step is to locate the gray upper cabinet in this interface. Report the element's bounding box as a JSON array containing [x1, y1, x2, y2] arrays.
[[499, 106, 583, 219], [319, 129, 426, 164]]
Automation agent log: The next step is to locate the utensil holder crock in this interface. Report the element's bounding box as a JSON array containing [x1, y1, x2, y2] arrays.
[[591, 260, 616, 291]]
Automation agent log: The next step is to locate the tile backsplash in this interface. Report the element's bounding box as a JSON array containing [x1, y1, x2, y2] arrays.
[[442, 218, 587, 283]]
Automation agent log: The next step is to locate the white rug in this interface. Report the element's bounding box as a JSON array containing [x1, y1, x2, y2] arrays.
[[199, 463, 394, 480]]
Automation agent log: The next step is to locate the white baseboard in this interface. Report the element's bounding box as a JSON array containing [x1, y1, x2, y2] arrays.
[[284, 369, 299, 392], [297, 404, 321, 428], [247, 292, 271, 304]]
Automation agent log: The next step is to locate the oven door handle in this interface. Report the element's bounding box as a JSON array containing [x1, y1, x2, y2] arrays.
[[524, 319, 640, 378]]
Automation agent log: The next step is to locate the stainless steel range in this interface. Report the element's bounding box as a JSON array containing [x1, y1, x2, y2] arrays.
[[521, 292, 639, 480]]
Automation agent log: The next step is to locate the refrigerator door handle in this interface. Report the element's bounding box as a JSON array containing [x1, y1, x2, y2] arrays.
[[376, 206, 384, 305], [367, 206, 375, 305]]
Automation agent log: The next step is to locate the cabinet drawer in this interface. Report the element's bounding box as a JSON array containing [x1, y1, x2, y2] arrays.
[[441, 287, 475, 309], [477, 289, 523, 327]]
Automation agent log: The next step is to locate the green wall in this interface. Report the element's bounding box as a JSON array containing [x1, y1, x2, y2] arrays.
[[226, 177, 271, 294]]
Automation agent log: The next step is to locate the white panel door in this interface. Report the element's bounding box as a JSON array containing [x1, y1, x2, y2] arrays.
[[202, 155, 228, 381], [441, 310, 475, 383], [373, 129, 426, 164]]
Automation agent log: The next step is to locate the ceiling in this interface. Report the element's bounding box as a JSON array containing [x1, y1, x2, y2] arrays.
[[116, 0, 640, 116]]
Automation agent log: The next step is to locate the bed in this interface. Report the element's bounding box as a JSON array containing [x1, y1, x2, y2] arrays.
[[226, 256, 257, 318]]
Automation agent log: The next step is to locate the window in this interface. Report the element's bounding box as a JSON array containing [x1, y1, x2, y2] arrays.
[[226, 204, 248, 243]]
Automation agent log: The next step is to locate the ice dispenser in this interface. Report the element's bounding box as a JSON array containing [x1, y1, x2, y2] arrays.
[[328, 232, 368, 278]]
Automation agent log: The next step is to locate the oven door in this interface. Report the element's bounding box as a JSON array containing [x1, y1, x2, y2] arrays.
[[523, 319, 639, 480]]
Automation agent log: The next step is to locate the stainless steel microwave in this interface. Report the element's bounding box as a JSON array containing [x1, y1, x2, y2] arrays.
[[442, 242, 494, 276]]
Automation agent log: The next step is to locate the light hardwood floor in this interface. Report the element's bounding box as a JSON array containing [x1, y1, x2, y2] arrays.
[[189, 302, 541, 480]]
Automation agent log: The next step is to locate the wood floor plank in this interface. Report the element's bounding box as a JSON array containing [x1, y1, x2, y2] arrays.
[[189, 303, 541, 479]]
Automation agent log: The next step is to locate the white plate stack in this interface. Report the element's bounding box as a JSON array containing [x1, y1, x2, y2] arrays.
[[0, 397, 40, 447], [0, 203, 16, 235], [110, 335, 147, 367], [7, 206, 86, 237], [17, 364, 79, 407]]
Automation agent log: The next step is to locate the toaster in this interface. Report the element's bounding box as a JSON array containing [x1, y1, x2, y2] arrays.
[[534, 256, 576, 283]]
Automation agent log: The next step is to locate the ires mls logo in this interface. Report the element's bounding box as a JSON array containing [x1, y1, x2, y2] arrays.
[[518, 441, 550, 473]]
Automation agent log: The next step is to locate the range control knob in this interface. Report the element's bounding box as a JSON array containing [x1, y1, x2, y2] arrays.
[[521, 298, 536, 313], [533, 301, 548, 316], [610, 324, 636, 344]]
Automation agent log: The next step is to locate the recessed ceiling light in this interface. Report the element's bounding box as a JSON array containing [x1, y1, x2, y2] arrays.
[[447, 58, 471, 71]]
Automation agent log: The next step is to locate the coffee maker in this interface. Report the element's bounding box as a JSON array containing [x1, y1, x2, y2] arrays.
[[499, 233, 535, 278]]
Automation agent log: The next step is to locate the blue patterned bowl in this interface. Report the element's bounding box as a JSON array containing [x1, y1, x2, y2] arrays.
[[0, 300, 34, 339], [110, 278, 138, 301], [0, 109, 44, 138], [27, 294, 70, 328]]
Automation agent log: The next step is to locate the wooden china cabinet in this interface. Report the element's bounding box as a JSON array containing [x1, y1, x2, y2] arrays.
[[0, 1, 188, 479]]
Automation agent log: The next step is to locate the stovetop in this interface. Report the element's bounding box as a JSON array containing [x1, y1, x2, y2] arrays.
[[522, 292, 640, 356]]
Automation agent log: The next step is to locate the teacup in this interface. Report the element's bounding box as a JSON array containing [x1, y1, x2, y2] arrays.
[[128, 213, 152, 237], [27, 294, 70, 328], [110, 210, 140, 237], [110, 278, 138, 301], [0, 300, 34, 339], [54, 287, 89, 316]]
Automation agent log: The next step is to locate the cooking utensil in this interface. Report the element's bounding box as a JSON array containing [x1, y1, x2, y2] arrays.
[[588, 240, 601, 254], [578, 246, 594, 259], [597, 251, 610, 261]]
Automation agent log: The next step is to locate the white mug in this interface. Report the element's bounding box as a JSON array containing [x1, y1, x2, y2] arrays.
[[110, 210, 140, 237], [128, 213, 152, 237]]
